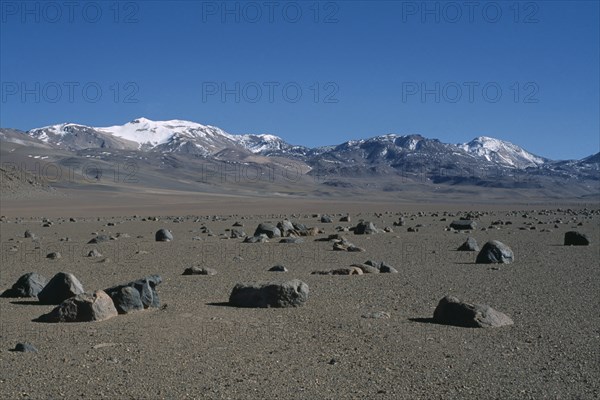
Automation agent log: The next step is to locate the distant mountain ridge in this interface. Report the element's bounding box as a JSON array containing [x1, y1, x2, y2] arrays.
[[2, 118, 598, 193], [25, 117, 557, 165]]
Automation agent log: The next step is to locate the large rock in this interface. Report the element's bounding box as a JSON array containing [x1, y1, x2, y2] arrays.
[[229, 279, 309, 308], [433, 295, 513, 328], [450, 220, 477, 230], [38, 273, 85, 304], [155, 229, 173, 242], [564, 231, 590, 246], [457, 237, 479, 251], [104, 275, 162, 314], [354, 221, 378, 235], [476, 240, 514, 264], [107, 286, 143, 314], [277, 220, 295, 236], [2, 272, 47, 298], [253, 223, 281, 238], [38, 290, 118, 323]]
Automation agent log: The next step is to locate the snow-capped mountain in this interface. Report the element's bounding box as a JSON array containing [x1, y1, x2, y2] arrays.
[[459, 136, 546, 169], [7, 118, 597, 189]]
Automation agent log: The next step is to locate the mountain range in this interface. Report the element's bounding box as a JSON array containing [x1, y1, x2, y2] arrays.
[[1, 118, 598, 198]]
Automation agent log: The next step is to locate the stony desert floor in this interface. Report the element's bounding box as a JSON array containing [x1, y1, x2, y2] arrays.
[[0, 205, 599, 399]]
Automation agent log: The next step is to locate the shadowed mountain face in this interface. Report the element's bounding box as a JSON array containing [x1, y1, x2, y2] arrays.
[[1, 118, 598, 198]]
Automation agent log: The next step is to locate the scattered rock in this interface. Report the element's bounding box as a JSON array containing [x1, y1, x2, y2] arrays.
[[24, 230, 36, 239], [253, 223, 281, 238], [433, 295, 513, 328], [450, 220, 477, 230], [13, 343, 38, 353], [88, 234, 110, 244], [352, 263, 380, 274], [564, 231, 590, 246], [46, 252, 61, 260], [321, 215, 332, 223], [354, 221, 378, 235], [279, 237, 304, 244], [393, 217, 405, 227], [457, 237, 479, 252], [276, 220, 295, 236], [268, 265, 288, 272], [476, 240, 514, 264], [104, 275, 162, 314], [1, 272, 47, 298], [182, 266, 217, 275], [38, 272, 85, 305], [312, 267, 363, 275], [379, 262, 399, 274], [230, 229, 246, 239], [38, 290, 118, 323], [155, 229, 174, 242], [229, 279, 309, 308], [87, 249, 103, 257]]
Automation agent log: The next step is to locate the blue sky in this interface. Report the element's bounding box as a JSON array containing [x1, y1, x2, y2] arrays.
[[1, 0, 598, 159]]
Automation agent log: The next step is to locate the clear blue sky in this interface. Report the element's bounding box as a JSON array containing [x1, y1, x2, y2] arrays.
[[1, 0, 598, 160]]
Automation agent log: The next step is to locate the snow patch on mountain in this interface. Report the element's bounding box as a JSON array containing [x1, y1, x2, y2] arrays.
[[97, 118, 235, 149], [459, 136, 545, 169]]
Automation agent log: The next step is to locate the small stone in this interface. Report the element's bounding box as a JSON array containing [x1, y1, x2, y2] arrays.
[[87, 249, 103, 257], [182, 266, 217, 276], [268, 265, 288, 272], [354, 221, 378, 235], [450, 220, 477, 230], [253, 223, 281, 238], [564, 231, 590, 246], [155, 229, 174, 242], [13, 343, 38, 353], [457, 237, 479, 252]]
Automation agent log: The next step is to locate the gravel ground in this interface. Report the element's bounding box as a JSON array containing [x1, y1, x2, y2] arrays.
[[1, 207, 598, 399]]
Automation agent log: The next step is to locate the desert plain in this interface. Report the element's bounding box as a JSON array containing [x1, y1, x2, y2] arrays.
[[0, 196, 599, 399]]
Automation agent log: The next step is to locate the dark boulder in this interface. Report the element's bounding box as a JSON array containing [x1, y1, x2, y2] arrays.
[[253, 223, 281, 238], [229, 279, 309, 308], [155, 229, 174, 242], [457, 237, 479, 252], [450, 220, 477, 230], [2, 272, 47, 298], [476, 240, 514, 264], [104, 275, 162, 314], [38, 272, 85, 305], [354, 221, 378, 235], [433, 295, 513, 328], [564, 231, 590, 246]]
